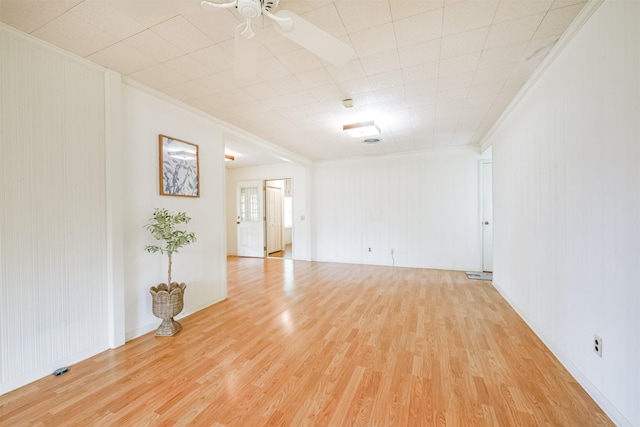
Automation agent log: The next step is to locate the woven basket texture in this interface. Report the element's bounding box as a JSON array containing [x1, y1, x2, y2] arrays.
[[150, 282, 186, 336]]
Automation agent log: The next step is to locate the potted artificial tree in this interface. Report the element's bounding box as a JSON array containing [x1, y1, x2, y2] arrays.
[[144, 208, 196, 336]]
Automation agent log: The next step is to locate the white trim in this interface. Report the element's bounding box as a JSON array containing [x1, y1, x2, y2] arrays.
[[492, 280, 634, 427], [104, 70, 126, 349]]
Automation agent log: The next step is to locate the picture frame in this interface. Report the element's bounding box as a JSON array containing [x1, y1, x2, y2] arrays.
[[158, 134, 200, 197]]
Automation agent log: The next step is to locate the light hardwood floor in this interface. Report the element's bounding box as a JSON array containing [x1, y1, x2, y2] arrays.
[[0, 257, 612, 426]]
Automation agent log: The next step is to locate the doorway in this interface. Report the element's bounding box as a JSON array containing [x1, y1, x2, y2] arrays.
[[265, 178, 292, 259]]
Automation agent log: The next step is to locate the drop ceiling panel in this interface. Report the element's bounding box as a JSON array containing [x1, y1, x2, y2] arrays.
[[0, 0, 588, 163]]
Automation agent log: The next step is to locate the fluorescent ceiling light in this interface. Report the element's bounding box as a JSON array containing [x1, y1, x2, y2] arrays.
[[343, 121, 380, 138]]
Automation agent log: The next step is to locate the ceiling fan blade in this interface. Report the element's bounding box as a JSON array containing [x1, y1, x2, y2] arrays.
[[272, 10, 355, 68], [234, 23, 259, 79]]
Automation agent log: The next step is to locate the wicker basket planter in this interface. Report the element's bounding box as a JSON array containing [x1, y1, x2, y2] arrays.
[[150, 282, 186, 336], [145, 208, 196, 337]]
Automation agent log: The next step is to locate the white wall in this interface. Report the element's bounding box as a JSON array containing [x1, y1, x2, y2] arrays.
[[0, 24, 230, 394], [487, 1, 639, 425], [0, 26, 110, 393], [122, 83, 227, 340], [226, 163, 311, 260], [312, 148, 482, 270]]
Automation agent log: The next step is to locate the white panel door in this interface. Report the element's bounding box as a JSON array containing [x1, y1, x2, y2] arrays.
[[266, 185, 283, 254], [481, 161, 493, 272], [236, 181, 265, 257]]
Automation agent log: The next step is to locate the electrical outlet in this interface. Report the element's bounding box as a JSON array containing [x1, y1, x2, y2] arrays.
[[594, 335, 603, 357], [368, 247, 372, 253]]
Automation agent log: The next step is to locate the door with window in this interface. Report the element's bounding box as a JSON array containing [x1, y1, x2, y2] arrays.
[[236, 181, 265, 257]]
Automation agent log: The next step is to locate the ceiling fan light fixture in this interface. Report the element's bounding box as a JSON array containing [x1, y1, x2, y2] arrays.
[[343, 121, 381, 138]]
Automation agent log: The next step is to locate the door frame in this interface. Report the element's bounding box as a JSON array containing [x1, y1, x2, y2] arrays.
[[480, 160, 493, 272]]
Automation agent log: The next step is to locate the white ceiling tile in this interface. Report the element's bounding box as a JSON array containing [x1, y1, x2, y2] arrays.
[[440, 27, 489, 59], [296, 101, 333, 117], [467, 81, 505, 98], [551, 0, 587, 9], [493, 0, 553, 23], [295, 68, 336, 90], [245, 82, 281, 100], [442, 0, 499, 36], [326, 60, 367, 83], [259, 96, 293, 111], [368, 70, 404, 91], [190, 45, 234, 74], [2, 0, 587, 162], [389, 1, 444, 20], [123, 30, 184, 64], [182, 8, 239, 43], [338, 79, 373, 100], [360, 50, 401, 76], [484, 13, 545, 49], [534, 3, 586, 39], [128, 63, 190, 90], [307, 84, 345, 102], [473, 63, 515, 85], [520, 35, 559, 61], [438, 53, 480, 77], [438, 71, 475, 92], [338, 78, 374, 96], [165, 55, 212, 81], [336, 2, 393, 34], [405, 80, 438, 104], [398, 39, 440, 68], [393, 9, 443, 48], [374, 86, 406, 104], [402, 62, 440, 84], [88, 42, 155, 75], [437, 87, 469, 102], [151, 15, 212, 54], [0, 0, 83, 34], [257, 57, 292, 81], [350, 23, 397, 57], [164, 80, 218, 103], [267, 76, 306, 95], [194, 73, 240, 94], [477, 42, 527, 69], [217, 87, 257, 106], [31, 13, 120, 57]]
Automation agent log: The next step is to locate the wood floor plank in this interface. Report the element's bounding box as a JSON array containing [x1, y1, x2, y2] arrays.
[[0, 257, 613, 426]]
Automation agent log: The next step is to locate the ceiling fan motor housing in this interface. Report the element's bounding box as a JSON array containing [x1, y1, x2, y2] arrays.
[[237, 0, 262, 18]]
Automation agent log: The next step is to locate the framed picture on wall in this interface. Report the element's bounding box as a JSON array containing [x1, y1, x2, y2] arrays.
[[158, 134, 200, 197]]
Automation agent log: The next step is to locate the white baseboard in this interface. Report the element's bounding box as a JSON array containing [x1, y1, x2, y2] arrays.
[[491, 280, 633, 427]]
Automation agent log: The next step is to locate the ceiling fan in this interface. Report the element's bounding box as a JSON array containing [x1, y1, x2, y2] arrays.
[[200, 0, 355, 78]]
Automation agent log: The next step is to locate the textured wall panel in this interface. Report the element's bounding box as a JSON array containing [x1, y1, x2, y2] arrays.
[[312, 148, 482, 270], [1, 28, 109, 392], [488, 2, 639, 425]]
